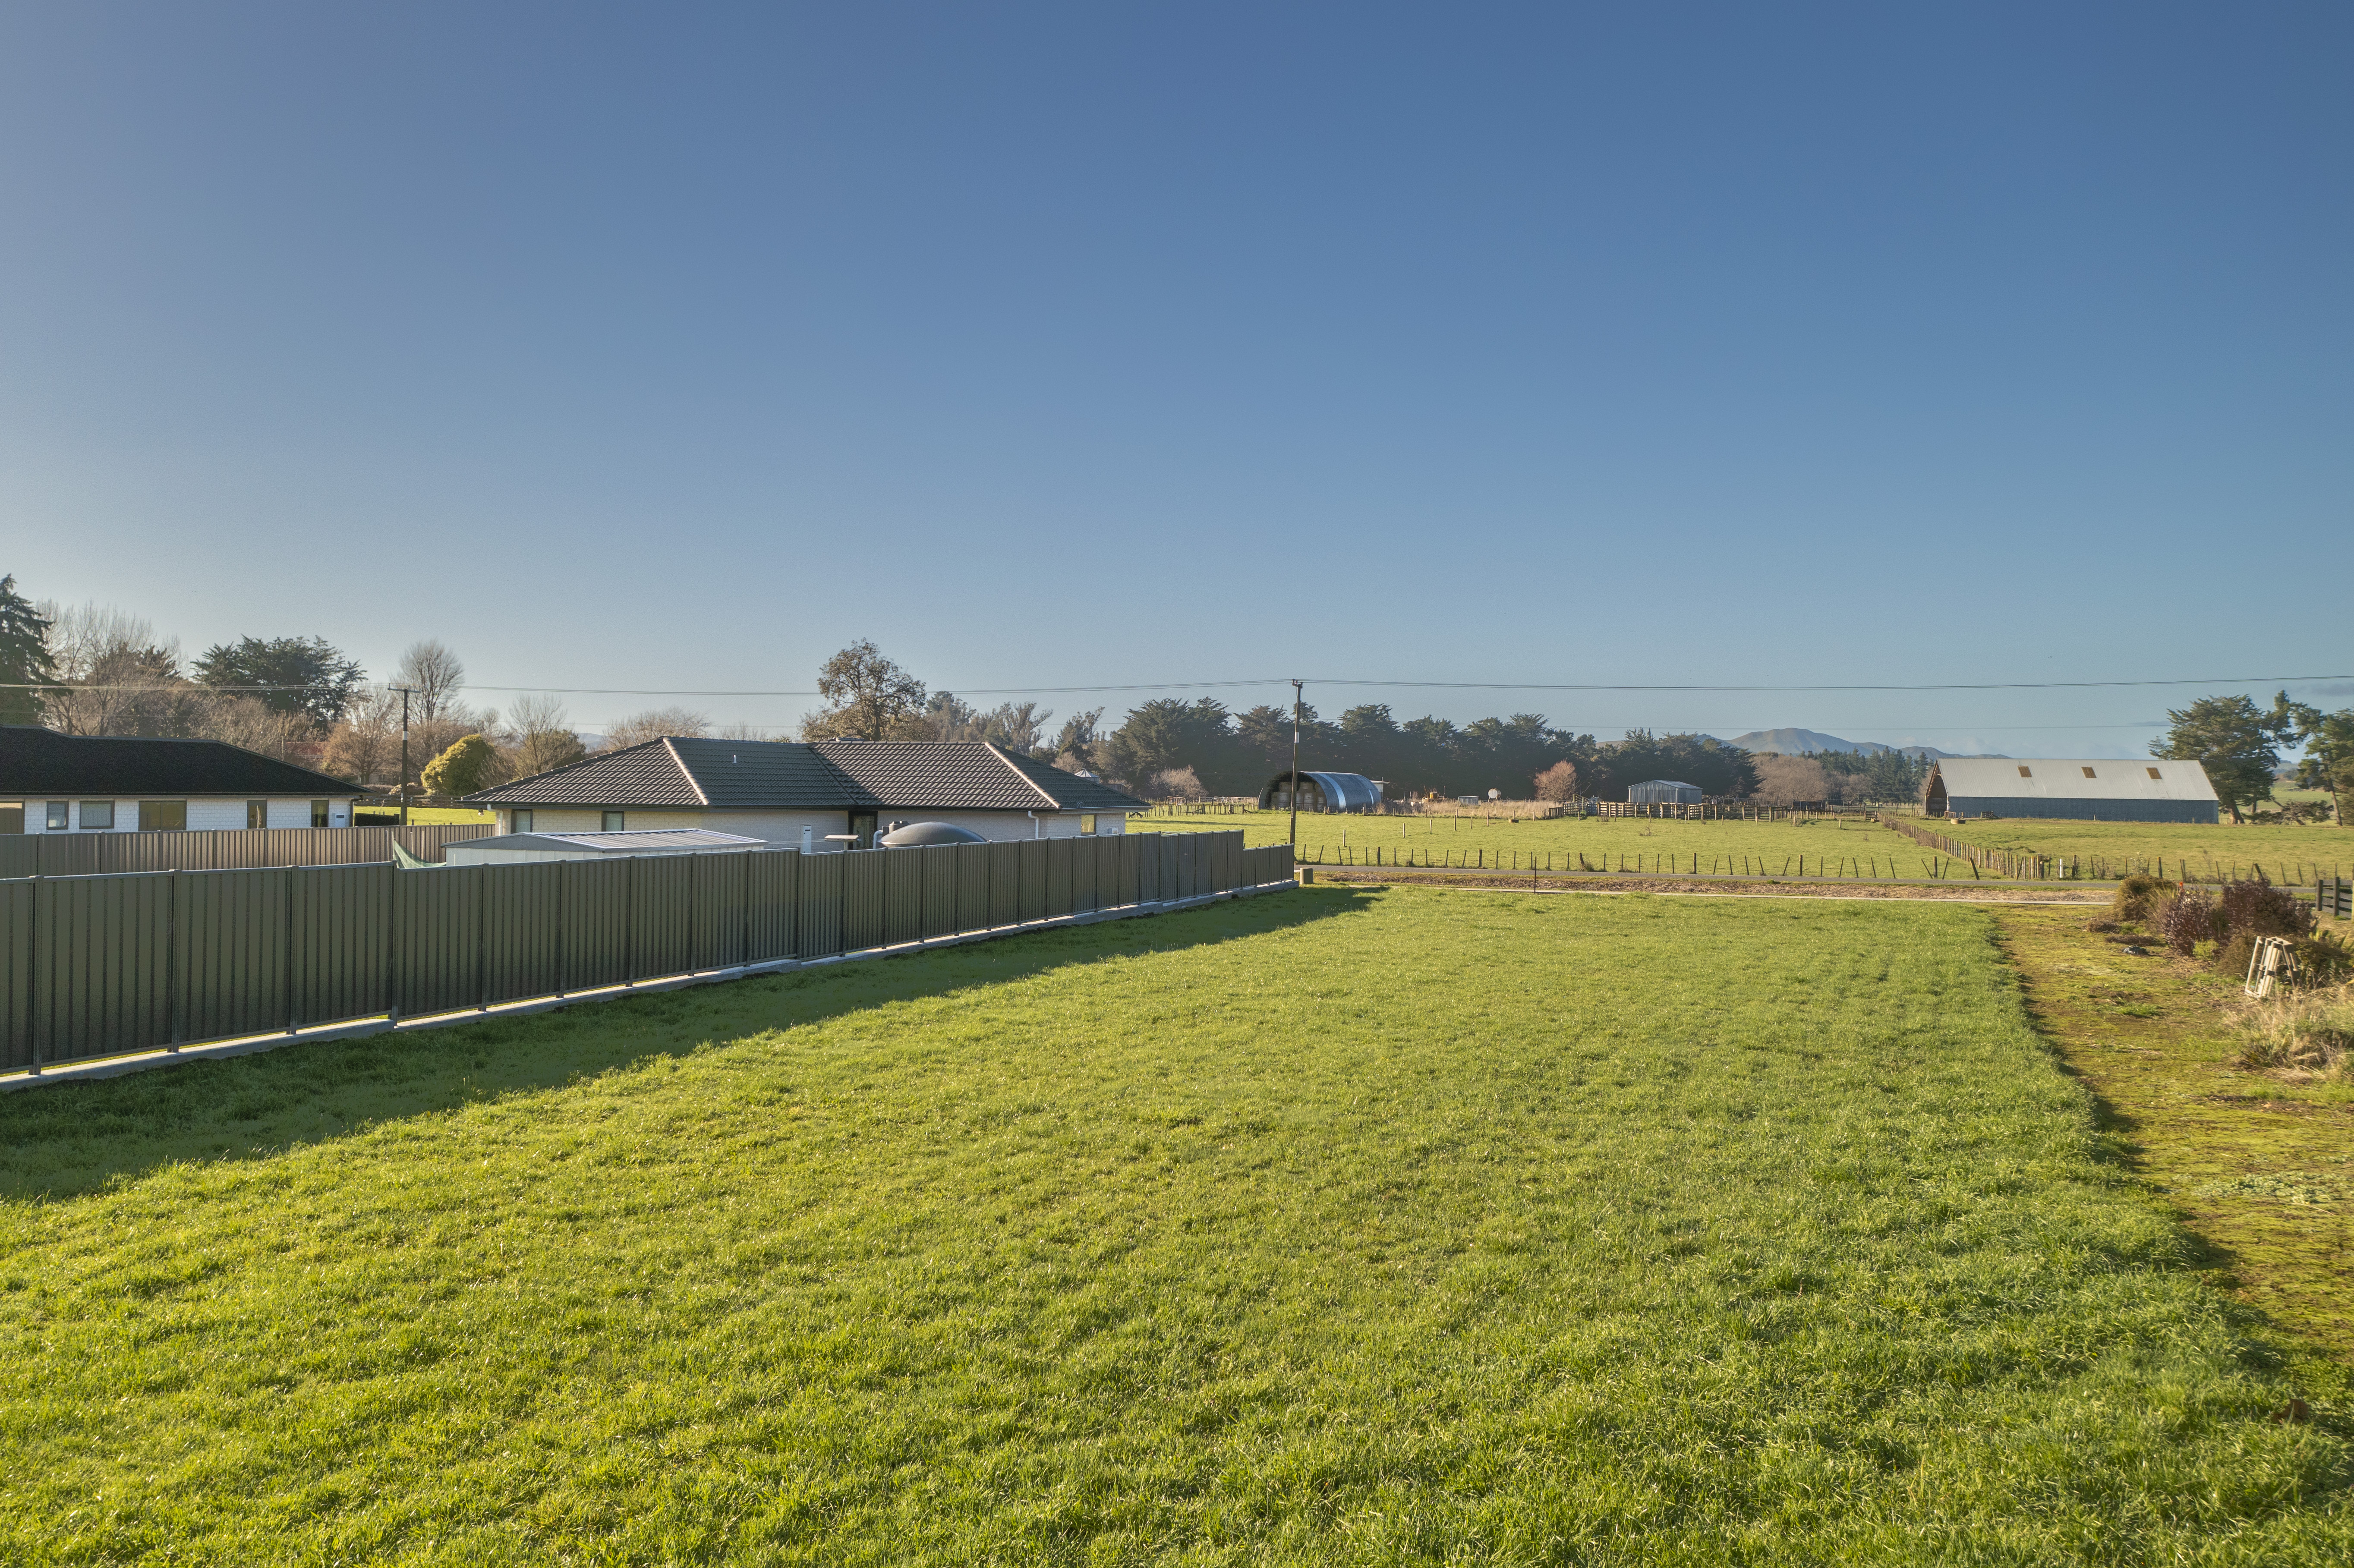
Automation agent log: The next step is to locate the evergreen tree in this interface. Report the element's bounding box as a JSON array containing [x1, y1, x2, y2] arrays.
[[193, 634, 366, 726], [421, 734, 501, 800], [0, 575, 57, 726], [2154, 693, 2294, 822]]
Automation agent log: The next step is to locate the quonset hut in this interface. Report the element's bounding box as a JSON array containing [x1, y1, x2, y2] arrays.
[[1924, 759, 2219, 823], [1626, 779, 1704, 806], [1258, 770, 1382, 813]]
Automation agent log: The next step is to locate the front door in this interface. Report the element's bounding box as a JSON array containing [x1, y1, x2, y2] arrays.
[[849, 810, 877, 849]]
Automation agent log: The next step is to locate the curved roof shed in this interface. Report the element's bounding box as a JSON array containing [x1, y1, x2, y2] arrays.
[[1257, 770, 1382, 813]]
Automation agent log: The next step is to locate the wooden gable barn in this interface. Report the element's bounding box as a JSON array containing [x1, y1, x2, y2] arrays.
[[1924, 758, 2218, 823]]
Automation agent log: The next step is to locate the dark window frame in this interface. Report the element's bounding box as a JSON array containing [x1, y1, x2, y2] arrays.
[[248, 800, 269, 831], [602, 810, 625, 831], [138, 800, 187, 832], [311, 800, 330, 828], [80, 800, 116, 831], [45, 801, 69, 831], [514, 809, 536, 833]]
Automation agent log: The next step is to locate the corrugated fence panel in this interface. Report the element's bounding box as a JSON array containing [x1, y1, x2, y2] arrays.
[[920, 846, 960, 941], [293, 864, 392, 1025], [560, 859, 632, 991], [1125, 828, 1153, 904], [841, 851, 888, 951], [746, 850, 798, 963], [0, 822, 496, 880], [1045, 838, 1075, 920], [986, 841, 1022, 929], [618, 856, 690, 980], [481, 861, 563, 1005], [799, 851, 845, 959], [0, 826, 1292, 1073], [393, 865, 482, 1017], [882, 849, 925, 947], [688, 853, 749, 973], [177, 869, 292, 1045], [955, 842, 990, 932], [1018, 840, 1048, 925], [0, 880, 31, 1068], [26, 874, 172, 1064]]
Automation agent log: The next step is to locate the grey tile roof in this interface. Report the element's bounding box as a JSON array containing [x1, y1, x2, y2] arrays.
[[0, 726, 362, 797], [465, 737, 1146, 814]]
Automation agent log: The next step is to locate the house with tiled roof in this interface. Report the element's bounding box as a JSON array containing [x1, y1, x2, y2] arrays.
[[463, 738, 1147, 848], [0, 726, 363, 834]]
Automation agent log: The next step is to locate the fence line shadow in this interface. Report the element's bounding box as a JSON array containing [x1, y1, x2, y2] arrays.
[[0, 887, 1370, 1202]]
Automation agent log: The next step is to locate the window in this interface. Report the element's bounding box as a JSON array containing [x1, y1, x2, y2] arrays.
[[602, 810, 625, 831], [0, 804, 20, 835], [80, 800, 115, 830], [513, 809, 535, 833], [45, 801, 69, 830], [2081, 767, 2097, 779], [248, 800, 269, 830], [311, 800, 330, 828], [138, 801, 186, 831], [2017, 766, 2033, 778], [2147, 767, 2162, 780], [1081, 814, 1097, 835]]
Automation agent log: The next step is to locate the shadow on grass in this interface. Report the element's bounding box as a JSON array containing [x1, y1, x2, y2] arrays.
[[0, 886, 1375, 1202]]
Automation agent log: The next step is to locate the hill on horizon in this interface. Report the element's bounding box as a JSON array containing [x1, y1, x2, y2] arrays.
[[1726, 728, 1951, 760]]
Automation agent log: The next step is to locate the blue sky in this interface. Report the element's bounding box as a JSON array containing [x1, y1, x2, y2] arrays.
[[2, 3, 2347, 755]]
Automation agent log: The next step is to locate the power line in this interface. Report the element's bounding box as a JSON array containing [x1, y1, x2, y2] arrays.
[[4, 671, 2346, 697]]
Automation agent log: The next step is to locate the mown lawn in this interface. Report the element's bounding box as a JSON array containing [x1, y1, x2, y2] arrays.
[[1137, 809, 1946, 878], [0, 889, 2347, 1563]]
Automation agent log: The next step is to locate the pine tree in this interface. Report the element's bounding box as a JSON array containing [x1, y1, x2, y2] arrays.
[[0, 574, 57, 726]]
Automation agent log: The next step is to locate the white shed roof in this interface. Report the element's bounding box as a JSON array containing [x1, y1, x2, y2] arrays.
[[1933, 758, 2217, 803], [464, 828, 766, 854]]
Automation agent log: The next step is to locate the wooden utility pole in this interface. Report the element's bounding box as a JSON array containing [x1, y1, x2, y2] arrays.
[[1288, 679, 1303, 850]]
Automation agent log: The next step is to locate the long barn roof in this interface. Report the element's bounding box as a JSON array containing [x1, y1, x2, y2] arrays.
[[1932, 757, 2217, 803]]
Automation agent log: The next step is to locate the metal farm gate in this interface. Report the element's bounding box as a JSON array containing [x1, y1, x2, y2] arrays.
[[0, 831, 1291, 1074]]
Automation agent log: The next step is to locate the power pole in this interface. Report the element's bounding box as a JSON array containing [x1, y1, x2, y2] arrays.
[[394, 686, 416, 827], [1288, 679, 1303, 849]]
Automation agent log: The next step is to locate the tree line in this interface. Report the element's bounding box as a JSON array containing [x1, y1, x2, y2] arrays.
[[3, 582, 2343, 817]]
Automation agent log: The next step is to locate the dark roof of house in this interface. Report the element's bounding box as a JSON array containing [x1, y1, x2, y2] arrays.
[[464, 737, 1147, 814], [0, 726, 362, 797]]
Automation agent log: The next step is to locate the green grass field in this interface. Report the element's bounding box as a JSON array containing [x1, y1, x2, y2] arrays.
[[2, 889, 2346, 1562], [1134, 809, 1947, 877], [1927, 817, 2353, 882], [351, 804, 496, 825]]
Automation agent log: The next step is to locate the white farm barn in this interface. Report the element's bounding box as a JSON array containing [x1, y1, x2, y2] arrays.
[[1924, 759, 2219, 823]]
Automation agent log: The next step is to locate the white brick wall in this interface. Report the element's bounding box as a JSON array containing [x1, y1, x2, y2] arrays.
[[9, 795, 358, 832]]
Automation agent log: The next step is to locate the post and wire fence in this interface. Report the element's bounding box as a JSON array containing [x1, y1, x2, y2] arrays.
[[1, 831, 1292, 1076]]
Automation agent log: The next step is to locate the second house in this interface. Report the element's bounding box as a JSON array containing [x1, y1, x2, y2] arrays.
[[464, 737, 1145, 849]]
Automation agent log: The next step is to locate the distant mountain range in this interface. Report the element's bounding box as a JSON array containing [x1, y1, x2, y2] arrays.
[[1723, 728, 1959, 760]]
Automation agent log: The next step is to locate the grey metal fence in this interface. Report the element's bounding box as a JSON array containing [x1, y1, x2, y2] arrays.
[[0, 822, 495, 880], [0, 832, 1293, 1073]]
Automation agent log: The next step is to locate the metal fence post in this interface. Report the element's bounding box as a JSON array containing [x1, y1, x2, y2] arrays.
[[285, 864, 298, 1034], [166, 869, 180, 1051]]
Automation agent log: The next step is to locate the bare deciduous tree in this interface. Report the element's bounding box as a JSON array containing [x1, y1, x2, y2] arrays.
[[1150, 766, 1209, 801], [505, 694, 589, 777], [602, 706, 710, 750], [1533, 760, 1580, 803], [1749, 754, 1830, 807], [393, 640, 466, 724], [324, 686, 403, 784]]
